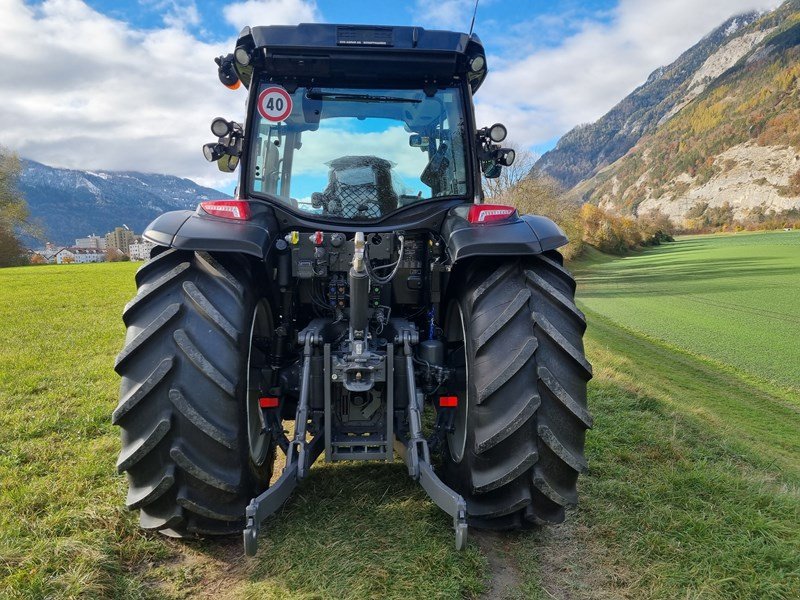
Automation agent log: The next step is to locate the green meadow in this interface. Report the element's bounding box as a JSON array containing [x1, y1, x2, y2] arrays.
[[576, 231, 800, 391], [0, 232, 798, 598]]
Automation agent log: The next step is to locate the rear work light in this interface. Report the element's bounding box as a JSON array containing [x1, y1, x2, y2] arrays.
[[467, 204, 517, 224], [199, 199, 251, 220]]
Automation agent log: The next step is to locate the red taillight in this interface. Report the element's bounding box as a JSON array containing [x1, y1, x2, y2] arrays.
[[258, 396, 279, 409], [439, 396, 458, 408], [467, 204, 516, 224], [199, 200, 251, 220]]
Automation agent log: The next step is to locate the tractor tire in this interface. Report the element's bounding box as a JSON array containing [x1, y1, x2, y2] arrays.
[[112, 249, 275, 536], [442, 251, 592, 528]]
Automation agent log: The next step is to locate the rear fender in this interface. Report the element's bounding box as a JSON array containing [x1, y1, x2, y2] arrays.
[[143, 204, 278, 259], [441, 206, 568, 263]]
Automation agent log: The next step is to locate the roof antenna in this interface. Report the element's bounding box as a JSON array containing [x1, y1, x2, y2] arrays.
[[468, 0, 480, 36]]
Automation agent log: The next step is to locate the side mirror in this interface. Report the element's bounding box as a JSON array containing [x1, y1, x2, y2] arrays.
[[409, 134, 429, 148], [203, 118, 244, 171], [479, 148, 515, 179]]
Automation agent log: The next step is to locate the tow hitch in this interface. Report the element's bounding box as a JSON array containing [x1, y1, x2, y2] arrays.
[[242, 325, 468, 555]]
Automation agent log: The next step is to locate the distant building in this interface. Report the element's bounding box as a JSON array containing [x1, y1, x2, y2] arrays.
[[54, 248, 74, 264], [105, 226, 136, 255], [129, 239, 156, 261], [32, 242, 61, 263], [55, 247, 105, 264], [75, 234, 107, 250]]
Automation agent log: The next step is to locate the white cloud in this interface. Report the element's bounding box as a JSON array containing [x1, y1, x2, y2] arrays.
[[0, 0, 322, 190], [471, 0, 782, 151], [223, 0, 320, 29], [0, 0, 786, 190], [0, 0, 241, 188], [161, 1, 201, 29]]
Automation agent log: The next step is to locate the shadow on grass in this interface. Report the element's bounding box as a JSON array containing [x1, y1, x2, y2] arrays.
[[183, 462, 488, 599], [519, 322, 800, 599], [578, 262, 800, 311]]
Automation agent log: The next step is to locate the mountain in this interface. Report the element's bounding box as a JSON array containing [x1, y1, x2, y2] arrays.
[[18, 160, 228, 245], [532, 11, 764, 189], [534, 0, 800, 223]]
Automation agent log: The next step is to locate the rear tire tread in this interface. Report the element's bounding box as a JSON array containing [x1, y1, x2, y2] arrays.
[[474, 288, 531, 350], [126, 464, 176, 509], [116, 418, 171, 473], [123, 262, 191, 324], [443, 254, 591, 528], [112, 357, 174, 424], [169, 388, 238, 450], [181, 281, 239, 342], [169, 445, 242, 494], [173, 329, 236, 396], [476, 337, 538, 404], [538, 366, 593, 428], [114, 303, 181, 370], [473, 391, 540, 453], [116, 250, 274, 537]]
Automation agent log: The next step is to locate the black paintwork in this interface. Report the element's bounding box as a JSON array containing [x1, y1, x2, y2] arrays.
[[144, 203, 275, 258], [144, 200, 567, 263], [234, 24, 487, 92], [441, 207, 567, 263]]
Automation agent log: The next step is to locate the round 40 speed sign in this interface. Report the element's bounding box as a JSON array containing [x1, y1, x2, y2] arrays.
[[257, 86, 293, 122]]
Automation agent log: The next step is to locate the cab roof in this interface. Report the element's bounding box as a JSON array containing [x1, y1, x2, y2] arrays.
[[234, 23, 488, 92]]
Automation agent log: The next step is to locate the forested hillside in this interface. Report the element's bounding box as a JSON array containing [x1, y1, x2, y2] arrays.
[[536, 0, 800, 225]]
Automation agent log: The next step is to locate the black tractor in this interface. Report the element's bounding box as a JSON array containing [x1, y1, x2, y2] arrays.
[[113, 23, 592, 554]]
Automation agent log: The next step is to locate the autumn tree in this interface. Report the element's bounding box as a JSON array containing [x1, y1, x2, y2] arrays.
[[502, 173, 584, 260], [0, 149, 34, 267]]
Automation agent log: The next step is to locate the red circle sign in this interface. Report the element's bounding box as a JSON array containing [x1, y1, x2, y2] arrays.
[[257, 86, 293, 122]]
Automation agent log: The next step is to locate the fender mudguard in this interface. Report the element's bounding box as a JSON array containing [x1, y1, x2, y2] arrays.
[[442, 206, 568, 263], [143, 205, 279, 259]]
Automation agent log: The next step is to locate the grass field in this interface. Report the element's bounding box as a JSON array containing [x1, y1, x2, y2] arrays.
[[0, 233, 798, 598], [575, 230, 800, 391]]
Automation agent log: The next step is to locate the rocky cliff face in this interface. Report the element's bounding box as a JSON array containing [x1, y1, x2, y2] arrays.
[[18, 160, 227, 245], [532, 11, 763, 189], [535, 0, 800, 224]]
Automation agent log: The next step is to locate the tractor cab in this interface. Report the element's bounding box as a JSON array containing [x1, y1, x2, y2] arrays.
[[204, 24, 514, 220]]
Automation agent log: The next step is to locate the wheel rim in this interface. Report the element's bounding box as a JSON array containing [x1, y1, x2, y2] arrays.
[[447, 304, 469, 463], [246, 301, 273, 467]]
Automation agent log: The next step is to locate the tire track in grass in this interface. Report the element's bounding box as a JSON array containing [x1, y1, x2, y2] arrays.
[[515, 312, 800, 599], [583, 308, 800, 473]]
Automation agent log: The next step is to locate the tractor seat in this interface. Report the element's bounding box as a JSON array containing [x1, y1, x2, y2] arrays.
[[314, 156, 399, 218]]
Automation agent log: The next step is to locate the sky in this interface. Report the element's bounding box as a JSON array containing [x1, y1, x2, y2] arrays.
[[0, 0, 784, 192]]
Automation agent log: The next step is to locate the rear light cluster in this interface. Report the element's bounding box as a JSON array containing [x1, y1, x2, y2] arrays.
[[467, 204, 516, 224], [439, 396, 458, 408], [258, 397, 279, 408], [199, 199, 251, 220]]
